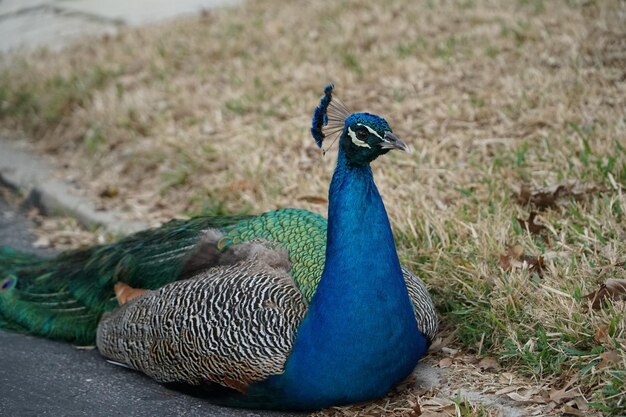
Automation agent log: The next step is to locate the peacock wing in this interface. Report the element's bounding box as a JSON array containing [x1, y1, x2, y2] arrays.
[[402, 267, 438, 342], [96, 260, 307, 391]]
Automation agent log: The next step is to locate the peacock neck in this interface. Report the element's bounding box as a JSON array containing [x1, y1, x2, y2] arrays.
[[320, 150, 404, 300], [265, 149, 424, 409], [305, 150, 412, 325]]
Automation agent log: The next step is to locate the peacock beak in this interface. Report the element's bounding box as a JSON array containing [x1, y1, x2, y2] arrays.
[[379, 132, 412, 153]]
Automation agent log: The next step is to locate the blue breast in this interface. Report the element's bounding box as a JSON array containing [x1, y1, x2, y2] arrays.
[[253, 152, 427, 409], [210, 152, 428, 410]]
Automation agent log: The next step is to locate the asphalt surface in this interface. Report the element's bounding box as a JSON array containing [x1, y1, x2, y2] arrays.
[[0, 193, 299, 417]]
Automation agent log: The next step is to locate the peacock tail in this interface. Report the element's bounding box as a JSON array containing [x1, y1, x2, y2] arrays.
[[1, 216, 225, 343]]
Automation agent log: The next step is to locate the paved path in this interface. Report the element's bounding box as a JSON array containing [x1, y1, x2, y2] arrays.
[[0, 193, 299, 417], [0, 0, 237, 53]]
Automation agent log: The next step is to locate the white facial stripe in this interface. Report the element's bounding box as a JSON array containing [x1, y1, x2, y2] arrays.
[[347, 127, 371, 148], [356, 123, 384, 141]]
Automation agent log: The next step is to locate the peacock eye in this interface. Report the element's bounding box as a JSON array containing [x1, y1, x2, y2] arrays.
[[356, 128, 368, 141]]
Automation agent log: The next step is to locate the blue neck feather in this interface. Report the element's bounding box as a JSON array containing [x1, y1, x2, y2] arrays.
[[240, 151, 427, 410]]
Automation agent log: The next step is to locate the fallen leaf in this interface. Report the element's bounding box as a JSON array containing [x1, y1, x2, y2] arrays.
[[517, 212, 546, 235], [604, 279, 626, 298], [499, 245, 523, 270], [520, 254, 545, 277], [506, 392, 534, 403], [298, 195, 328, 204], [583, 279, 626, 309], [506, 388, 548, 404], [428, 332, 456, 353], [478, 356, 501, 371], [516, 183, 563, 208], [549, 387, 580, 404], [441, 347, 459, 355], [420, 398, 457, 415], [438, 357, 453, 368], [500, 245, 545, 277], [549, 376, 580, 405], [562, 404, 587, 416], [515, 181, 605, 209], [499, 254, 512, 271], [114, 282, 147, 305], [594, 325, 610, 343], [597, 350, 621, 369]]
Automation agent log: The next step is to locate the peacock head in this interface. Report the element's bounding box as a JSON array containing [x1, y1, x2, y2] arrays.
[[310, 83, 409, 166]]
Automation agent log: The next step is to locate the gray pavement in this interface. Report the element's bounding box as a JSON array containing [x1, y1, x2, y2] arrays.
[[0, 191, 50, 255], [0, 194, 299, 417], [0, 0, 237, 53]]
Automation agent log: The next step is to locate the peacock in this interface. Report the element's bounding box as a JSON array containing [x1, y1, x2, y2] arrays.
[[0, 84, 438, 411]]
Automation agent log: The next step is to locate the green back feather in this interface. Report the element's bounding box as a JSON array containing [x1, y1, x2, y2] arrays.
[[218, 208, 327, 301]]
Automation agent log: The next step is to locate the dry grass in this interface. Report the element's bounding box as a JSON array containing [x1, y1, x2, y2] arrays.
[[1, 0, 625, 415]]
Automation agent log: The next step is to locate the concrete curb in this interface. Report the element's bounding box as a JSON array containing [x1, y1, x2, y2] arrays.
[[0, 138, 147, 235]]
